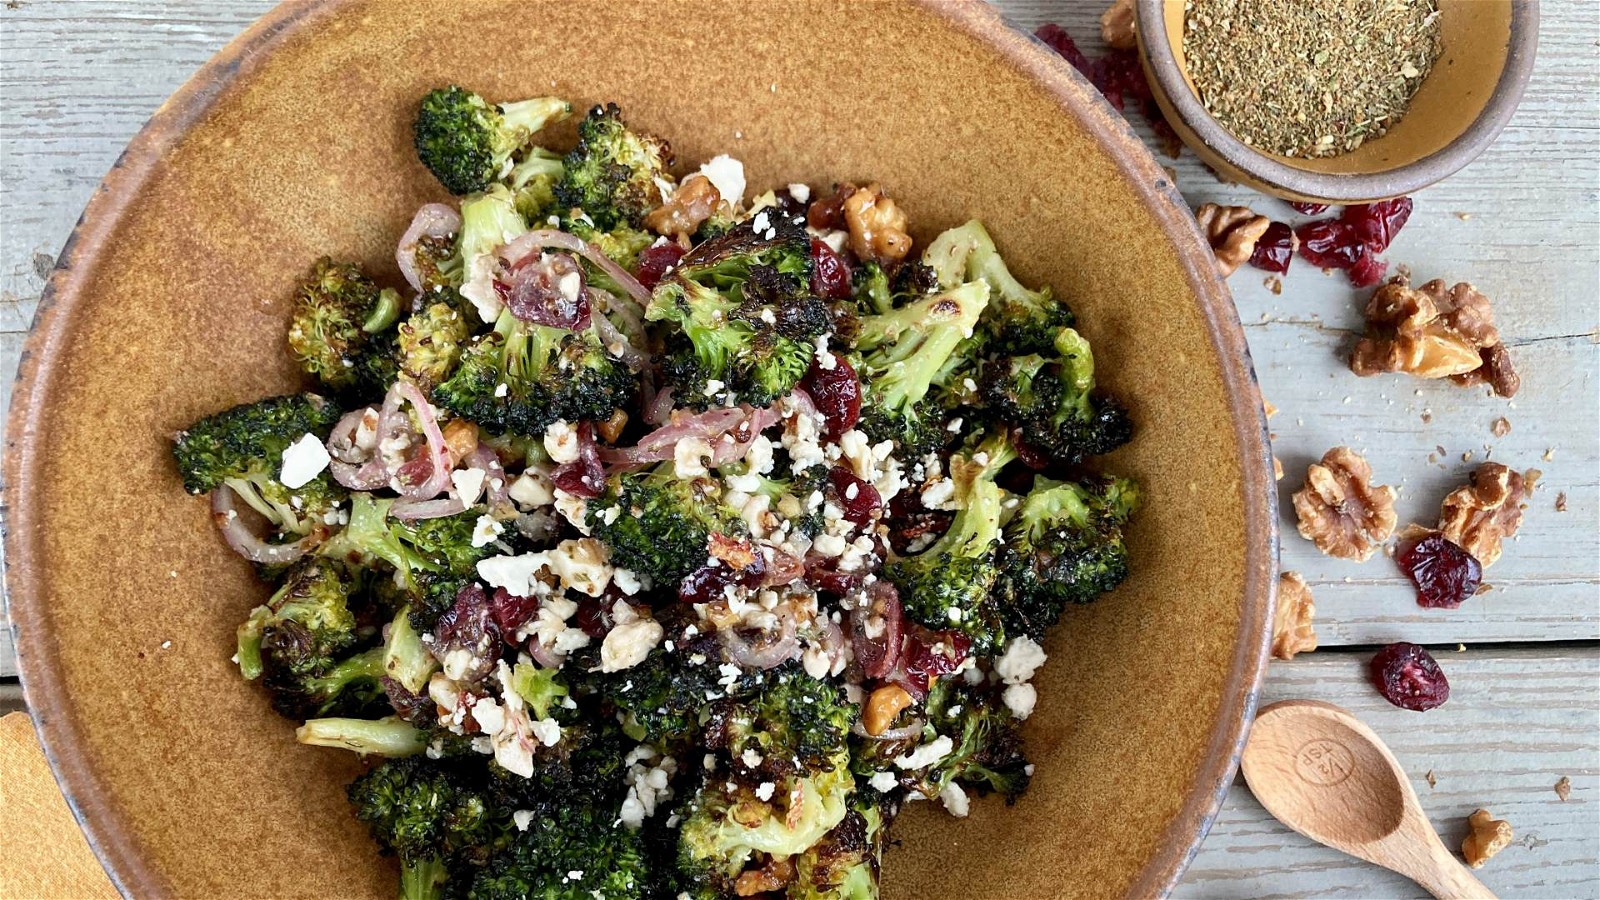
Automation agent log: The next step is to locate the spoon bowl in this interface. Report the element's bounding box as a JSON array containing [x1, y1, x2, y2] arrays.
[[1242, 700, 1495, 900]]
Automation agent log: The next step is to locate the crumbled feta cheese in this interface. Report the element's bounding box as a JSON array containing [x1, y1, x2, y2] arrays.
[[895, 736, 955, 770], [1003, 683, 1038, 720], [513, 810, 536, 831], [529, 717, 563, 747], [494, 382, 509, 398], [601, 614, 664, 672], [703, 379, 726, 397], [546, 537, 613, 596], [755, 782, 777, 802], [814, 334, 836, 370], [476, 552, 550, 597], [801, 644, 831, 679], [745, 435, 775, 474], [788, 183, 811, 203], [812, 533, 848, 558], [553, 490, 591, 534], [557, 271, 582, 302], [471, 514, 504, 548], [460, 253, 502, 322], [921, 477, 957, 510], [674, 437, 714, 478], [741, 748, 764, 769], [451, 467, 488, 505], [995, 636, 1048, 685], [946, 606, 964, 623], [696, 155, 746, 208], [725, 471, 762, 494], [544, 420, 580, 464], [939, 781, 970, 817], [613, 567, 643, 595], [620, 750, 678, 829], [472, 697, 506, 734], [509, 472, 554, 509], [868, 771, 898, 792], [279, 433, 330, 489]]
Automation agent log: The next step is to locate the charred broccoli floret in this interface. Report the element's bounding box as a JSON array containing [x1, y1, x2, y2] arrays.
[[647, 219, 828, 408], [789, 796, 888, 900], [319, 493, 492, 589], [586, 463, 748, 583], [413, 86, 570, 196], [998, 475, 1139, 640], [554, 103, 674, 229], [347, 756, 506, 900], [561, 211, 656, 272], [395, 299, 471, 392], [981, 327, 1133, 466], [595, 644, 721, 745], [850, 259, 939, 316], [172, 393, 346, 537], [924, 219, 1073, 355], [483, 664, 629, 818], [883, 432, 1015, 654], [508, 147, 564, 220], [703, 668, 856, 780], [286, 258, 404, 394], [854, 679, 1030, 805], [432, 306, 638, 437], [467, 805, 650, 900]]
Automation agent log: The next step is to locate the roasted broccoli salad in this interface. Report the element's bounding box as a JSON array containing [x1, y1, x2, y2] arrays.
[[172, 87, 1139, 900]]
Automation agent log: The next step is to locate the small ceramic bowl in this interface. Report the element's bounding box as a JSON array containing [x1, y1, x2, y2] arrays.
[[1136, 0, 1539, 203]]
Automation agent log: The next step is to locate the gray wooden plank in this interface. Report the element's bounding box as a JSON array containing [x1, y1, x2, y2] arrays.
[[1182, 647, 1600, 900]]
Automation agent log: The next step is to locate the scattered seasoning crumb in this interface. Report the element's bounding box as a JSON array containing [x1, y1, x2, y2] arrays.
[[1425, 769, 1438, 789], [1555, 776, 1572, 801], [1421, 411, 1433, 423], [1455, 212, 1473, 221], [1491, 417, 1511, 437], [1543, 448, 1555, 461], [1474, 584, 1492, 595], [1555, 492, 1568, 512], [1461, 450, 1473, 462], [1456, 643, 1467, 651], [1264, 276, 1283, 295], [1264, 399, 1278, 418]]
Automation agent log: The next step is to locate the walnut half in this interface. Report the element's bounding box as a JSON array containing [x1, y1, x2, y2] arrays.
[[645, 174, 723, 239], [1439, 463, 1534, 567], [1293, 447, 1398, 562], [1272, 572, 1317, 660], [1462, 809, 1513, 868], [1350, 278, 1519, 396], [1101, 0, 1137, 49], [843, 183, 912, 265], [1195, 203, 1270, 277]]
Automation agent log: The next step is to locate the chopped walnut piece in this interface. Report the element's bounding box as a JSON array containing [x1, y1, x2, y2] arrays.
[[1100, 0, 1136, 49], [862, 684, 915, 736], [1556, 492, 1568, 512], [1555, 776, 1572, 801], [1194, 204, 1270, 277], [1490, 417, 1511, 437], [1438, 462, 1534, 567], [1462, 809, 1513, 868], [645, 174, 723, 238], [1273, 456, 1284, 481], [1425, 769, 1438, 789], [843, 183, 912, 264], [596, 408, 629, 444], [1293, 447, 1398, 561], [1271, 572, 1317, 660], [442, 418, 480, 466], [734, 855, 796, 895], [1350, 278, 1518, 395]]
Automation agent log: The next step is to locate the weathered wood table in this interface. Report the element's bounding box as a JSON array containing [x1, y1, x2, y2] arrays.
[[1, 1, 1594, 896]]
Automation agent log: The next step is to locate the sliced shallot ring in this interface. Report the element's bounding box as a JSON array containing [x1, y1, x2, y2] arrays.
[[498, 229, 651, 306], [850, 717, 924, 742], [391, 381, 452, 501], [390, 496, 468, 521], [211, 484, 312, 564], [396, 203, 461, 294]]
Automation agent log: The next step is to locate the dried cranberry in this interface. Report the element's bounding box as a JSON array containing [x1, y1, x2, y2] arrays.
[[573, 598, 614, 639], [1248, 222, 1298, 274], [634, 241, 685, 290], [1296, 219, 1367, 270], [548, 421, 604, 498], [488, 587, 541, 637], [1034, 23, 1093, 77], [851, 581, 903, 680], [799, 355, 861, 441], [807, 183, 855, 231], [678, 554, 765, 604], [828, 466, 882, 527], [1347, 252, 1389, 288], [1397, 532, 1484, 609], [1290, 202, 1331, 215], [1342, 197, 1413, 254], [893, 629, 973, 698], [809, 238, 853, 300], [432, 584, 500, 683], [1091, 48, 1153, 111], [803, 553, 863, 596], [884, 490, 953, 555], [1370, 642, 1450, 711], [505, 251, 590, 330]]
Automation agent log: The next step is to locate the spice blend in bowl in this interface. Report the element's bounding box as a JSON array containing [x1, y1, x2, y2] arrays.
[[1183, 0, 1443, 158]]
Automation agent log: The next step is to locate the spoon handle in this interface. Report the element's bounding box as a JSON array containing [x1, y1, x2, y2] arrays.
[[1402, 842, 1498, 900]]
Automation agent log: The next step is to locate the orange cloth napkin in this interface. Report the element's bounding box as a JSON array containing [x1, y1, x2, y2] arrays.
[[0, 712, 119, 899]]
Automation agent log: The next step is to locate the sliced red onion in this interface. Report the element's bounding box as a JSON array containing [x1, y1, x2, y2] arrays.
[[590, 286, 648, 348], [851, 717, 925, 742], [327, 407, 391, 490], [720, 614, 800, 671], [761, 548, 805, 588], [601, 403, 779, 467], [589, 289, 648, 369], [852, 581, 903, 680], [390, 382, 452, 500], [527, 638, 564, 670], [211, 484, 312, 564], [396, 203, 461, 294], [470, 446, 511, 509], [498, 229, 651, 306], [391, 496, 468, 521], [643, 383, 674, 426]]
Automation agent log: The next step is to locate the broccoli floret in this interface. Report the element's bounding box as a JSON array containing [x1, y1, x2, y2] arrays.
[[850, 259, 939, 316], [395, 299, 471, 392], [587, 463, 748, 583], [172, 393, 346, 536], [883, 432, 1015, 654], [553, 103, 674, 229], [923, 220, 1073, 355], [647, 220, 828, 409], [413, 86, 571, 196], [384, 604, 440, 695], [285, 258, 404, 394], [432, 306, 638, 437], [348, 756, 507, 900], [981, 327, 1133, 466], [319, 493, 492, 589], [850, 279, 989, 459], [484, 665, 626, 817], [855, 679, 1030, 808], [703, 669, 856, 780], [595, 644, 721, 745], [467, 805, 650, 900], [997, 475, 1139, 640], [745, 464, 826, 539], [789, 796, 888, 900], [560, 211, 656, 272], [508, 147, 565, 220]]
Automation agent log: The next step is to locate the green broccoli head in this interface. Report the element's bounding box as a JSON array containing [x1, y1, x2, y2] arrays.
[[413, 86, 571, 196], [396, 299, 471, 392], [883, 432, 1015, 655], [508, 147, 565, 221], [998, 475, 1139, 640], [432, 307, 638, 437], [467, 805, 650, 900], [851, 280, 990, 458], [236, 557, 380, 719], [789, 795, 888, 900], [319, 493, 492, 591], [553, 103, 674, 230], [172, 393, 346, 536], [587, 463, 748, 583], [704, 668, 856, 782], [981, 327, 1132, 466], [850, 258, 939, 316], [593, 642, 721, 745], [286, 258, 404, 394], [559, 210, 656, 273], [910, 679, 1032, 803], [348, 756, 507, 900], [923, 219, 1074, 356], [485, 666, 629, 818]]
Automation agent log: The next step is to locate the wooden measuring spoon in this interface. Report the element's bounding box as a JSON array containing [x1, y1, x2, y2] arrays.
[[1242, 699, 1496, 899]]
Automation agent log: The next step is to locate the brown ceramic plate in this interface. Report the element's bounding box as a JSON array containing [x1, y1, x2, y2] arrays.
[[3, 2, 1275, 897]]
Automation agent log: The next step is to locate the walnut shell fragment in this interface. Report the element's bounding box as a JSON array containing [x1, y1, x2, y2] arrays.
[[1350, 278, 1518, 396], [1195, 203, 1270, 277], [1293, 447, 1398, 561], [1439, 463, 1534, 567], [1462, 809, 1513, 869], [1271, 572, 1317, 660]]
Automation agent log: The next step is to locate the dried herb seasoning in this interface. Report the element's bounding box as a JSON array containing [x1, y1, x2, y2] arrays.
[[1183, 0, 1443, 158]]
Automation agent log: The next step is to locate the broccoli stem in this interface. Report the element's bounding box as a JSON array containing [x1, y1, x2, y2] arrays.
[[236, 609, 268, 680], [857, 281, 989, 411], [497, 97, 572, 141], [362, 287, 404, 334], [305, 647, 386, 701], [384, 606, 438, 695], [295, 716, 426, 757], [399, 855, 448, 900]]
